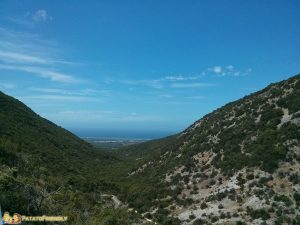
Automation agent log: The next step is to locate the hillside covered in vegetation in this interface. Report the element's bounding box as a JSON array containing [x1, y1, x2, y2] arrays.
[[0, 74, 299, 225], [0, 91, 142, 225], [113, 74, 300, 224]]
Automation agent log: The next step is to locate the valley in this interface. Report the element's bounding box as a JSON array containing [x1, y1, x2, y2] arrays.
[[84, 138, 146, 149], [0, 74, 299, 225]]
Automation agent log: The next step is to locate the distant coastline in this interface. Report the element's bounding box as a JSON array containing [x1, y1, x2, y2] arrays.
[[71, 129, 176, 140], [72, 129, 176, 149], [82, 137, 147, 149]]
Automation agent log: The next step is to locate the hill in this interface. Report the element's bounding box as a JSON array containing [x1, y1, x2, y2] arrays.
[[0, 91, 140, 225], [112, 74, 300, 224]]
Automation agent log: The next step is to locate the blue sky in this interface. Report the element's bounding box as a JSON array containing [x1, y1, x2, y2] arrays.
[[0, 0, 300, 138]]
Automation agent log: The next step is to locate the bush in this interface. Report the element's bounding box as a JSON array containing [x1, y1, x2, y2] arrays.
[[248, 208, 270, 220], [200, 202, 208, 209], [193, 218, 206, 225], [246, 173, 254, 180], [274, 195, 293, 207], [293, 193, 300, 206], [189, 214, 196, 220]]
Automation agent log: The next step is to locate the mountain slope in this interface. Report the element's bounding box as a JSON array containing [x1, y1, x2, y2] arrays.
[[1, 74, 299, 225], [0, 91, 139, 225], [115, 74, 300, 224]]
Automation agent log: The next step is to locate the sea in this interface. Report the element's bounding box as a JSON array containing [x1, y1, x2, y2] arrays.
[[71, 129, 175, 140]]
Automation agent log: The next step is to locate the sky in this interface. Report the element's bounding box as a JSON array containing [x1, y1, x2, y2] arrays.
[[0, 0, 300, 139]]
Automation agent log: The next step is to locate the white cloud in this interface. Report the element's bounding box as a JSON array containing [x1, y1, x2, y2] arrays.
[[43, 110, 163, 123], [6, 17, 35, 28], [145, 80, 164, 89], [162, 65, 251, 81], [29, 88, 71, 95], [18, 95, 105, 105], [164, 75, 202, 81], [165, 75, 186, 81], [29, 87, 111, 97], [29, 69, 77, 83], [7, 10, 52, 27], [0, 28, 83, 83], [115, 74, 207, 90], [213, 66, 222, 74], [0, 50, 75, 66], [0, 50, 50, 64], [22, 95, 97, 101], [171, 82, 217, 88], [0, 28, 59, 58], [0, 64, 81, 83], [207, 65, 252, 77], [17, 87, 110, 108], [32, 10, 49, 22], [226, 65, 234, 71]]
